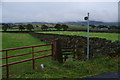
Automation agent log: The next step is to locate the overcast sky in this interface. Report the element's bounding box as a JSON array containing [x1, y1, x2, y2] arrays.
[[1, 2, 118, 23]]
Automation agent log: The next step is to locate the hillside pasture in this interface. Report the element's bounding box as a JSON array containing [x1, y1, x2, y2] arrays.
[[1, 33, 51, 78]]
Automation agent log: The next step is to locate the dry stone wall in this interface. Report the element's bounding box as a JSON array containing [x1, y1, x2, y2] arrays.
[[30, 32, 119, 60]]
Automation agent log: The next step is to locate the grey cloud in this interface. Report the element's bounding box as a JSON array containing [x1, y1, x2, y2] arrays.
[[1, 2, 118, 23]]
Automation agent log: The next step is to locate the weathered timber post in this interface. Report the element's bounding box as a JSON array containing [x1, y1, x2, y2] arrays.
[[51, 40, 55, 60], [32, 47, 35, 69], [6, 51, 9, 79], [53, 38, 63, 63]]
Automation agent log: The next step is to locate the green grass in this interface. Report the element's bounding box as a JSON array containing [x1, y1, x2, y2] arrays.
[[2, 33, 51, 78], [1, 33, 119, 78], [37, 31, 119, 42], [16, 56, 120, 78]]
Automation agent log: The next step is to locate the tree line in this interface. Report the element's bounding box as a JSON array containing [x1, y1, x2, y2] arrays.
[[41, 24, 69, 31], [2, 24, 34, 31], [90, 25, 120, 30], [2, 23, 69, 31]]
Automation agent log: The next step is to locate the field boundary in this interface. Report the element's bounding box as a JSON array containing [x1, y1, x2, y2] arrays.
[[67, 29, 120, 33], [30, 32, 119, 59], [0, 29, 120, 33]]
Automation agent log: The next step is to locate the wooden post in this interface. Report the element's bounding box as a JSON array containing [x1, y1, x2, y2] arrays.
[[54, 39, 63, 63], [51, 40, 54, 60], [32, 47, 35, 69], [51, 40, 54, 56], [6, 51, 9, 79]]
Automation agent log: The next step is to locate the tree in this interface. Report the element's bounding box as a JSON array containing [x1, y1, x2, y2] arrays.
[[26, 24, 34, 31], [41, 24, 48, 31], [109, 25, 120, 30], [7, 24, 14, 29], [61, 24, 69, 31], [19, 25, 25, 31], [54, 24, 62, 31], [36, 25, 39, 27], [97, 25, 108, 29], [89, 25, 96, 28], [2, 24, 9, 31]]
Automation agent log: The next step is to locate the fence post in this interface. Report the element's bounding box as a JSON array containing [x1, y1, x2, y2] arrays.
[[32, 47, 35, 69], [51, 40, 54, 59], [6, 51, 9, 79], [54, 39, 63, 63]]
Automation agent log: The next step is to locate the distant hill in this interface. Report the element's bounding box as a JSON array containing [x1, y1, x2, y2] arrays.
[[58, 21, 118, 26], [1, 21, 118, 26]]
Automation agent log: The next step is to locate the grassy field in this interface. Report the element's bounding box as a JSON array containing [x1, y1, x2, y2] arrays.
[[1, 33, 51, 78], [38, 31, 119, 42], [1, 33, 119, 78]]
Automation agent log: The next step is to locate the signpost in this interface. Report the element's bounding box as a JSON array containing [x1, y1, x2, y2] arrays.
[[84, 12, 90, 60]]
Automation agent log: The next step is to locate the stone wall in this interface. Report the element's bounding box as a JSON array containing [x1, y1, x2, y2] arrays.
[[30, 32, 119, 60]]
